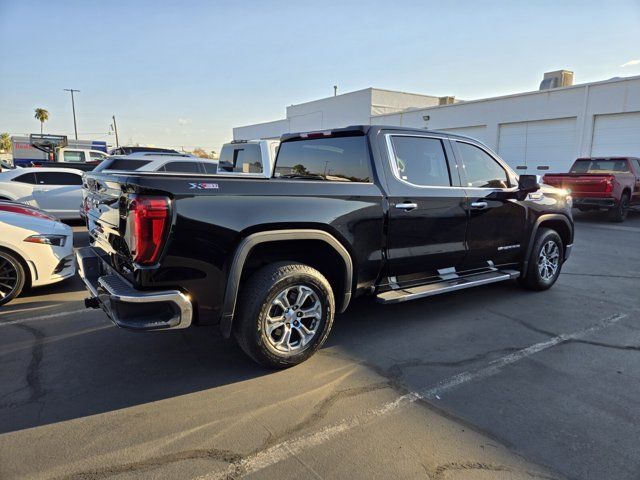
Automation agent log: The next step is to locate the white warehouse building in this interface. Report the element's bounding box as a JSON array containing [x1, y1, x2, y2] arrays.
[[234, 72, 640, 173]]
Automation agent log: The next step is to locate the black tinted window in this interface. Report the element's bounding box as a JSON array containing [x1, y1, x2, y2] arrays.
[[275, 135, 371, 182], [162, 161, 201, 173], [201, 162, 218, 174], [390, 136, 451, 186], [457, 142, 509, 188], [570, 159, 630, 173], [12, 173, 37, 184], [35, 172, 82, 185], [219, 144, 263, 173], [94, 159, 151, 172]]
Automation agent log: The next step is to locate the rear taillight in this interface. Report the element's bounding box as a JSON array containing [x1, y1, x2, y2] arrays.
[[603, 178, 614, 193], [127, 195, 171, 265], [0, 204, 55, 220]]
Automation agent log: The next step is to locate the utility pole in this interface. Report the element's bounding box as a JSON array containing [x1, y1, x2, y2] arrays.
[[112, 115, 120, 147], [333, 85, 337, 96], [63, 88, 80, 140]]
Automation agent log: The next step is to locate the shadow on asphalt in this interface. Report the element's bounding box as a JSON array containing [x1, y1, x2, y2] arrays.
[[0, 279, 531, 435]]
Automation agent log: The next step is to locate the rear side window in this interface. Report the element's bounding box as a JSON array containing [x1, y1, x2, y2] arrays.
[[12, 173, 37, 184], [201, 162, 218, 174], [389, 136, 451, 187], [63, 151, 86, 163], [456, 142, 509, 188], [275, 136, 371, 182], [162, 161, 201, 173], [35, 172, 82, 185], [93, 159, 151, 172], [219, 144, 263, 173]]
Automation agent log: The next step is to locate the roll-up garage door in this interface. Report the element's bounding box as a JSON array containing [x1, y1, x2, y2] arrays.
[[498, 118, 577, 173], [591, 112, 640, 157]]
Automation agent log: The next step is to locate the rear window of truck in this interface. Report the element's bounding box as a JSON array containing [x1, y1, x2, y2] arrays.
[[274, 136, 371, 182], [571, 159, 630, 173]]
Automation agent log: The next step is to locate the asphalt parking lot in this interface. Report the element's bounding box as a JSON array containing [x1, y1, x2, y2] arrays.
[[1, 211, 639, 480]]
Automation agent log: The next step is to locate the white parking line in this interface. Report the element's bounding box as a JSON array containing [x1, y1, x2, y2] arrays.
[[196, 313, 628, 480], [0, 308, 96, 327]]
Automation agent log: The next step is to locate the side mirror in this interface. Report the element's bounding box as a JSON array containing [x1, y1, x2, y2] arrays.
[[518, 174, 540, 193]]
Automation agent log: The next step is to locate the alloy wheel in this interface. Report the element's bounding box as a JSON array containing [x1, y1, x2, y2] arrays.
[[263, 285, 322, 354], [537, 240, 560, 281], [0, 255, 19, 300]]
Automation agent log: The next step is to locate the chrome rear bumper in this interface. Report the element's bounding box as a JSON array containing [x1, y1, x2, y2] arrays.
[[76, 246, 192, 330]]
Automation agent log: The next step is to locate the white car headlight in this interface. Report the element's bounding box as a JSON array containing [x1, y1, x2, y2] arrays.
[[24, 234, 67, 247]]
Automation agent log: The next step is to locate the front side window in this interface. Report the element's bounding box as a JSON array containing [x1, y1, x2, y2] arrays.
[[275, 135, 371, 182], [457, 142, 510, 188], [90, 152, 107, 162], [162, 161, 201, 173], [35, 172, 82, 185], [63, 151, 86, 163], [389, 136, 451, 187]]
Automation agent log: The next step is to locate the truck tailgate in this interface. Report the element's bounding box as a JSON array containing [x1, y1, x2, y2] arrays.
[[543, 173, 614, 194]]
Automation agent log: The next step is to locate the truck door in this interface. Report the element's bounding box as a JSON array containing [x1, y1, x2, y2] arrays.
[[452, 140, 527, 269], [382, 133, 468, 284]]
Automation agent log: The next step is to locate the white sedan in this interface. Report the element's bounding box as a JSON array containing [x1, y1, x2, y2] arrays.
[[0, 202, 75, 306], [0, 167, 84, 220]]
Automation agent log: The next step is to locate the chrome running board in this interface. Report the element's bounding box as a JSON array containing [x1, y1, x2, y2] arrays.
[[376, 269, 520, 304]]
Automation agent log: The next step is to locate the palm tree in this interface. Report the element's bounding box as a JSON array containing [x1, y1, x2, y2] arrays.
[[0, 132, 11, 153], [34, 108, 49, 134]]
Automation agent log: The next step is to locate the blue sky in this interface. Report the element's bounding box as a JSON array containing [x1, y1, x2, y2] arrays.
[[1, 0, 639, 152]]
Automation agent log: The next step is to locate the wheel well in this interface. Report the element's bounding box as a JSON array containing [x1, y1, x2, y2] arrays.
[[0, 246, 32, 289], [239, 240, 348, 309], [538, 219, 571, 250]]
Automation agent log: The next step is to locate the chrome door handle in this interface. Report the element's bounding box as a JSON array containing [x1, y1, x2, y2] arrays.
[[470, 201, 488, 210], [395, 202, 418, 211]]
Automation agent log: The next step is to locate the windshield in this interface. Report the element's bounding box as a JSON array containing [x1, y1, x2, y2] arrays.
[[570, 159, 630, 173]]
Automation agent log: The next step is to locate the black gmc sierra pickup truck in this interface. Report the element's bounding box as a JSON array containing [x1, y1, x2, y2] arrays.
[[77, 125, 574, 367]]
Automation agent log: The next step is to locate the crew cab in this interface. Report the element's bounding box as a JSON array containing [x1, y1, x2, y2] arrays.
[[543, 157, 640, 222], [77, 126, 574, 368]]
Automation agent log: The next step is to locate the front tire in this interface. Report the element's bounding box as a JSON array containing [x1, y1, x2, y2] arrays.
[[0, 250, 26, 307], [519, 228, 563, 291], [608, 192, 630, 223], [234, 262, 335, 368]]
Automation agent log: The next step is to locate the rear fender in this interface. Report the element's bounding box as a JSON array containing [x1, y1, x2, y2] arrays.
[[219, 229, 353, 338]]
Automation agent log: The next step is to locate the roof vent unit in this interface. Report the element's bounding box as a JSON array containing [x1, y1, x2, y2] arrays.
[[438, 96, 456, 105], [539, 70, 574, 90]]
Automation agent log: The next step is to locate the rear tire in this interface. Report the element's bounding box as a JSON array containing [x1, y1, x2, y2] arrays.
[[234, 262, 335, 368], [519, 228, 563, 291], [608, 192, 630, 223], [0, 250, 26, 307]]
